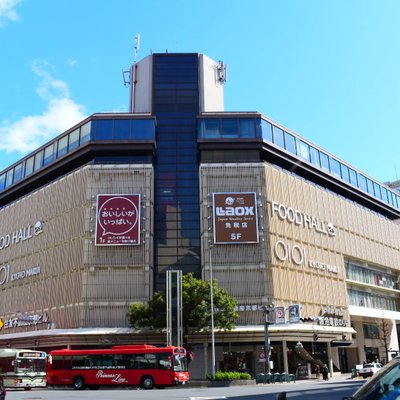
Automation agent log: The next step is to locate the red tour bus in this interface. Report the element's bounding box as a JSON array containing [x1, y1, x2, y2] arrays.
[[47, 345, 189, 390]]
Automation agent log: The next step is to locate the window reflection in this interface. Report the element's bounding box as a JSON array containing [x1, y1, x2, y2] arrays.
[[25, 156, 34, 176], [341, 164, 350, 183], [13, 163, 24, 183], [34, 151, 43, 171], [5, 170, 13, 188], [69, 129, 80, 151], [297, 140, 310, 161], [261, 120, 272, 142], [310, 147, 320, 167], [329, 157, 341, 178], [284, 132, 296, 154], [272, 126, 284, 148], [320, 152, 330, 172]]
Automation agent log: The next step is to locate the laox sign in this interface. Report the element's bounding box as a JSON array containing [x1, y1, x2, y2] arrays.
[[213, 192, 259, 244], [215, 206, 254, 216]]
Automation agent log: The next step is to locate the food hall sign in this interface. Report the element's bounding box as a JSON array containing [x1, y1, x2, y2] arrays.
[[0, 221, 43, 251], [271, 201, 336, 237], [213, 192, 259, 244]]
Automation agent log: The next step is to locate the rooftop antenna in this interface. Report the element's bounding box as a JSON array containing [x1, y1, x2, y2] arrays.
[[134, 34, 140, 64], [122, 34, 141, 111]]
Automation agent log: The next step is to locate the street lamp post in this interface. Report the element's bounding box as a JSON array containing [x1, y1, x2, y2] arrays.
[[209, 244, 216, 380], [263, 305, 274, 374]]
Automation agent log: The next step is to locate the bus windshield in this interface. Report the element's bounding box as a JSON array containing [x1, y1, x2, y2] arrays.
[[17, 357, 47, 373], [172, 354, 188, 372]]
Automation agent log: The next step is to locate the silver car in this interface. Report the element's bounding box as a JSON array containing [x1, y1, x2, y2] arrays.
[[343, 357, 400, 399]]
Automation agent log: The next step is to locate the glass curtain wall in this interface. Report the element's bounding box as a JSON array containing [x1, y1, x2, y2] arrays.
[[153, 54, 201, 290]]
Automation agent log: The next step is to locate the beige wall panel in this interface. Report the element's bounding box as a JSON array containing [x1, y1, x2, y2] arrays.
[[265, 162, 400, 324], [0, 164, 154, 333], [213, 268, 265, 299]]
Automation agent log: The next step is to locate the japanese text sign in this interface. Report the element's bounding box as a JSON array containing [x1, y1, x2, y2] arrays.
[[95, 194, 140, 246], [213, 192, 259, 244]]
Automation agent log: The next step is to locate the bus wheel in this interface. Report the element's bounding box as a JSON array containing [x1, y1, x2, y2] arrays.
[[141, 376, 154, 390], [73, 376, 86, 390]]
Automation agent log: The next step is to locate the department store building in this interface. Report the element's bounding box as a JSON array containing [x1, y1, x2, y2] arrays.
[[0, 52, 399, 379]]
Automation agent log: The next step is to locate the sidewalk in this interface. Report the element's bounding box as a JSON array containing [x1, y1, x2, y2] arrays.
[[186, 373, 360, 388]]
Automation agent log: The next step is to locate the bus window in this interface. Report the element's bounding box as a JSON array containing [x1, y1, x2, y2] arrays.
[[158, 354, 172, 369]]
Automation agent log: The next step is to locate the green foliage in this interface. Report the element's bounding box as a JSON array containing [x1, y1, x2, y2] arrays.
[[127, 291, 166, 330], [127, 273, 239, 338], [206, 371, 252, 381]]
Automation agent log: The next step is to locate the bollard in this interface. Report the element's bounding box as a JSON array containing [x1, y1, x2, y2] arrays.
[[277, 392, 287, 400]]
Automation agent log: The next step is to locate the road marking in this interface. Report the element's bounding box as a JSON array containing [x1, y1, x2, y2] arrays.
[[190, 397, 227, 400]]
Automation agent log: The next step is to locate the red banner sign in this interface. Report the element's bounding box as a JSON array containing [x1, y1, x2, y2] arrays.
[[95, 194, 140, 246]]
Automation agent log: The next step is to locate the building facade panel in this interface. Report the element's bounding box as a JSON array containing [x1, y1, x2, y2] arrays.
[[0, 163, 154, 334]]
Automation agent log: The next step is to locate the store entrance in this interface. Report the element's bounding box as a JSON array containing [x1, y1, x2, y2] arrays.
[[221, 351, 253, 375]]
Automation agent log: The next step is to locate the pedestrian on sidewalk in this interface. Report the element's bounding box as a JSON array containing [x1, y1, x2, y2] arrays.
[[322, 364, 329, 381]]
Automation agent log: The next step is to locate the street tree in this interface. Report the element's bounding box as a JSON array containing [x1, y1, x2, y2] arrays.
[[127, 273, 239, 344]]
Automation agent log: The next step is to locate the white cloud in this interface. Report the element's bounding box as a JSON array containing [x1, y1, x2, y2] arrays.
[[0, 61, 87, 153], [0, 0, 21, 27]]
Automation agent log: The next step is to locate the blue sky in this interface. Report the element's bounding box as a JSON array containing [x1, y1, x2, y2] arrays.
[[1, 0, 400, 183]]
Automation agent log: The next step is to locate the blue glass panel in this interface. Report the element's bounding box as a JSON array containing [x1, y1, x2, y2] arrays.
[[80, 121, 91, 144], [261, 120, 272, 142], [132, 120, 155, 139], [330, 158, 341, 178], [25, 156, 34, 176], [220, 119, 238, 138], [113, 119, 130, 139], [320, 152, 330, 172], [238, 119, 256, 138], [57, 135, 68, 158], [388, 191, 396, 207], [94, 120, 113, 140], [34, 151, 43, 171], [341, 164, 350, 183], [349, 169, 358, 186], [366, 178, 374, 195], [284, 132, 296, 155], [310, 146, 320, 167], [0, 174, 5, 190], [297, 139, 310, 161], [5, 170, 13, 187], [43, 144, 55, 166], [373, 182, 381, 199], [272, 126, 284, 148], [381, 187, 389, 203], [13, 163, 24, 182], [69, 129, 80, 151], [357, 173, 368, 192]]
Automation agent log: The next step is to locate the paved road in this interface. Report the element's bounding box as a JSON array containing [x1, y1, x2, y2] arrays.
[[4, 378, 365, 400]]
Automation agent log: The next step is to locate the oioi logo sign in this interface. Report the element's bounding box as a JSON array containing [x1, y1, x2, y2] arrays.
[[213, 192, 259, 244], [95, 194, 140, 246]]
